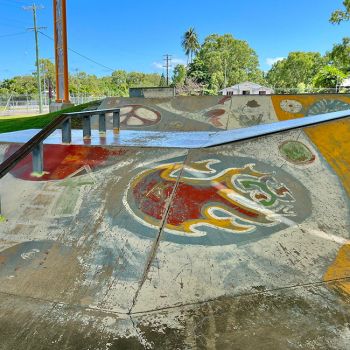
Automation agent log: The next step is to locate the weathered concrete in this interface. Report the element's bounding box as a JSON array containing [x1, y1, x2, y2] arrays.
[[1, 95, 350, 349], [97, 94, 350, 132]]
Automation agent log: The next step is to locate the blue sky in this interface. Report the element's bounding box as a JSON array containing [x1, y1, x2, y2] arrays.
[[0, 0, 350, 79]]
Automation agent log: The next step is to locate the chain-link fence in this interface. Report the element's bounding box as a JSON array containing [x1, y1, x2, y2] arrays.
[[0, 94, 105, 116]]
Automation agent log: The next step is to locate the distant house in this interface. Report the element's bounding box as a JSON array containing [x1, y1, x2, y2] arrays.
[[340, 77, 350, 89], [219, 82, 274, 96]]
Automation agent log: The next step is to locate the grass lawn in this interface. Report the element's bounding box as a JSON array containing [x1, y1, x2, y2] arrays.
[[0, 114, 36, 120], [0, 100, 101, 134]]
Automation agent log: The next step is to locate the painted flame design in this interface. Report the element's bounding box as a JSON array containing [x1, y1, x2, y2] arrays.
[[127, 159, 296, 237]]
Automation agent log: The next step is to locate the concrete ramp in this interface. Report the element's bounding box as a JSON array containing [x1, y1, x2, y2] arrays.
[[98, 94, 350, 132], [1, 105, 350, 348]]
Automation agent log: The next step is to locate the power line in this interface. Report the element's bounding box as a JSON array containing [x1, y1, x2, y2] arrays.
[[39, 31, 116, 72]]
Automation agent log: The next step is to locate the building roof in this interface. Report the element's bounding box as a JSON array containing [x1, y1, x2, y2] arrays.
[[219, 81, 273, 92], [340, 77, 350, 87]]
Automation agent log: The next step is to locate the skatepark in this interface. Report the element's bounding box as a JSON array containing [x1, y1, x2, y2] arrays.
[[0, 94, 350, 349]]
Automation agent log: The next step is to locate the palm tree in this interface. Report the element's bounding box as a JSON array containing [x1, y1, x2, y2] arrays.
[[182, 27, 200, 65]]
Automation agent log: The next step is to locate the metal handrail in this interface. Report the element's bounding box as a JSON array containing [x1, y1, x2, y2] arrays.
[[61, 108, 121, 116], [0, 108, 120, 180]]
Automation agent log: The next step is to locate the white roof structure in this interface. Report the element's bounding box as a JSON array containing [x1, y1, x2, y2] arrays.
[[219, 81, 274, 95], [340, 77, 350, 87]]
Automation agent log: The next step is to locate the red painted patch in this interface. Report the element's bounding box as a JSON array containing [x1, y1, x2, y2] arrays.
[[206, 109, 226, 127], [132, 169, 259, 227], [206, 109, 225, 118], [5, 144, 127, 181], [218, 96, 231, 105]]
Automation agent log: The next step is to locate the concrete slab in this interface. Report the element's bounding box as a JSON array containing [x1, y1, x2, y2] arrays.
[[131, 130, 350, 313], [0, 145, 188, 314], [0, 284, 349, 349]]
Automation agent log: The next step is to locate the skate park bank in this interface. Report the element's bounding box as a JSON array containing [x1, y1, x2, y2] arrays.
[[0, 94, 350, 349]]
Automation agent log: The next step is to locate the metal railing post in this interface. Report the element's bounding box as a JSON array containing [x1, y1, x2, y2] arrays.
[[113, 110, 120, 134], [99, 113, 106, 134], [83, 115, 91, 139], [62, 118, 72, 143], [32, 142, 44, 174]]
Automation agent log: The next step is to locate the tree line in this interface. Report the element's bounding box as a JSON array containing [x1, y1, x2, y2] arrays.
[[175, 29, 350, 94], [0, 59, 164, 97]]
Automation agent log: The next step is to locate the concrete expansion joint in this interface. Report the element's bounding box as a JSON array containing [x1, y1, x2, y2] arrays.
[[1, 275, 350, 321], [128, 153, 189, 315]]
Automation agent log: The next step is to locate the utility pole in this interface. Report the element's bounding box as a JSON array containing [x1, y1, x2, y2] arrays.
[[163, 54, 172, 86], [24, 4, 46, 114]]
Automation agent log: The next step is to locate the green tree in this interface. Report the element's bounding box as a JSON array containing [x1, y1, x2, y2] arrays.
[[266, 52, 325, 89], [69, 72, 97, 95], [159, 73, 167, 87], [326, 37, 350, 72], [141, 73, 162, 86], [38, 59, 55, 81], [126, 72, 161, 87], [111, 70, 127, 85], [37, 59, 55, 95], [188, 34, 265, 92], [313, 65, 346, 89], [110, 70, 129, 96], [182, 27, 200, 64], [172, 64, 187, 86], [330, 0, 350, 24], [0, 76, 37, 95]]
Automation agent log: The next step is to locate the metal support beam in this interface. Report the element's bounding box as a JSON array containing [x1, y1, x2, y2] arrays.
[[32, 142, 44, 174], [62, 118, 71, 143], [113, 110, 120, 134], [99, 114, 106, 134], [83, 115, 91, 139]]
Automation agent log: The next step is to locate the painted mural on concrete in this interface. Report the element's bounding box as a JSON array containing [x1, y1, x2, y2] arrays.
[[4, 144, 127, 181], [124, 156, 311, 245], [119, 104, 161, 127], [272, 95, 350, 301], [272, 94, 350, 119], [101, 94, 350, 133]]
